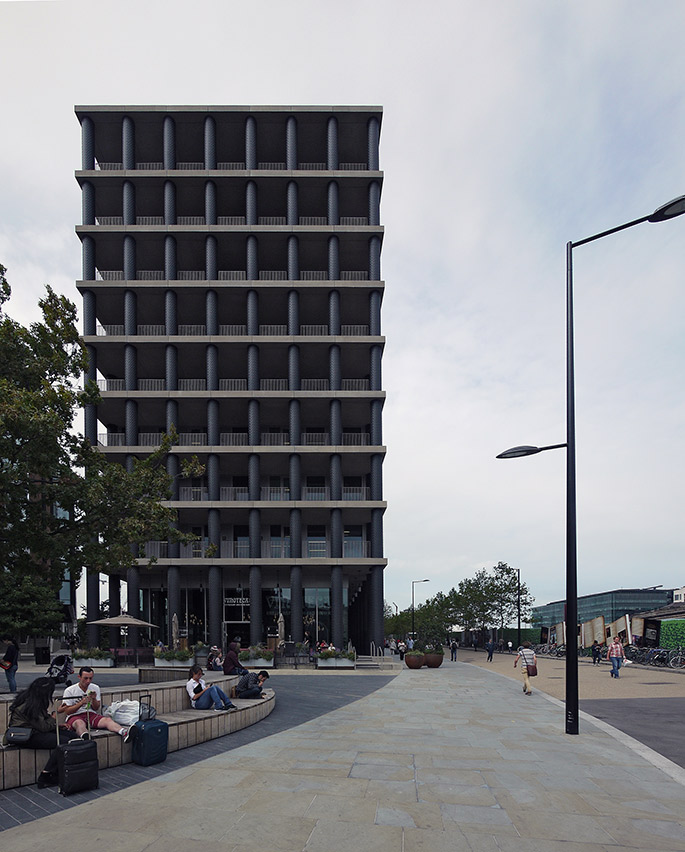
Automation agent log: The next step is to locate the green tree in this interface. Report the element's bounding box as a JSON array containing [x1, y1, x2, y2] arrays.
[[490, 562, 534, 632], [0, 265, 192, 635]]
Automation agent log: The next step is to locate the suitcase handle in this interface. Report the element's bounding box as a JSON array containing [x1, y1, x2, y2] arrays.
[[138, 693, 152, 722]]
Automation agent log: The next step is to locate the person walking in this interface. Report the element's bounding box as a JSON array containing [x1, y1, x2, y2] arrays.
[[1, 636, 20, 693], [591, 640, 602, 666], [449, 639, 458, 662], [608, 636, 626, 678], [485, 639, 495, 662], [513, 641, 537, 695]]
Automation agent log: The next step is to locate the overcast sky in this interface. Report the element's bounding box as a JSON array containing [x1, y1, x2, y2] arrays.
[[2, 0, 685, 614]]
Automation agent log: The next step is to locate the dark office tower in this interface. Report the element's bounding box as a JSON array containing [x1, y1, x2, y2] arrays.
[[76, 106, 386, 654]]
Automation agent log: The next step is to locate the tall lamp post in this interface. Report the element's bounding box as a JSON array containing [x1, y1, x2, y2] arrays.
[[497, 194, 685, 736], [411, 578, 430, 640]]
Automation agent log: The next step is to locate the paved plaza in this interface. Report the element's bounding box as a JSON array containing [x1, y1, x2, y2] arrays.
[[2, 657, 685, 851]]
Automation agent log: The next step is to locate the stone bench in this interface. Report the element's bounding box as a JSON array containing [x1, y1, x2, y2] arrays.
[[0, 674, 275, 790]]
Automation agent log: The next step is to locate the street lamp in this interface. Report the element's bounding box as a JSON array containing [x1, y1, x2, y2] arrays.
[[411, 578, 430, 641], [497, 194, 685, 736]]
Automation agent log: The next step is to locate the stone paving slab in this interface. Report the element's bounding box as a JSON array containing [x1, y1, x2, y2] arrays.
[[2, 662, 685, 851]]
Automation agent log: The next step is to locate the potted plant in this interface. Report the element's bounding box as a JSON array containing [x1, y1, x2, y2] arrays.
[[315, 649, 356, 669], [404, 649, 425, 669], [423, 643, 445, 668], [154, 648, 194, 667], [238, 645, 275, 668], [73, 648, 114, 667]]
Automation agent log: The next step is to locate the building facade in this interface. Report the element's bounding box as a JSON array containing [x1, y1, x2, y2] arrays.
[[75, 105, 386, 652], [533, 587, 674, 633]]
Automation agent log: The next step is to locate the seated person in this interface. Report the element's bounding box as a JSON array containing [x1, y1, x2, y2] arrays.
[[59, 666, 132, 741], [222, 641, 248, 676], [235, 669, 270, 699], [186, 664, 236, 711], [207, 646, 223, 671], [3, 676, 81, 788]]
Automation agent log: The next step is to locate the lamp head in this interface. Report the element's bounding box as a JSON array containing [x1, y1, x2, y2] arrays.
[[496, 445, 542, 459], [648, 194, 685, 222]]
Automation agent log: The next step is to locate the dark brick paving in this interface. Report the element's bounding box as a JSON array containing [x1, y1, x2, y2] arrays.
[[0, 674, 394, 830]]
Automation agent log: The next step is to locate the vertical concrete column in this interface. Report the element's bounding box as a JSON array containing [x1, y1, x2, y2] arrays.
[[247, 345, 259, 391], [124, 344, 137, 390], [330, 453, 342, 500], [207, 454, 219, 500], [86, 571, 100, 648], [123, 180, 135, 225], [167, 453, 179, 500], [246, 180, 257, 225], [329, 344, 341, 391], [369, 290, 381, 335], [331, 565, 343, 649], [289, 454, 301, 500], [289, 399, 301, 446], [82, 181, 95, 225], [249, 563, 262, 645], [369, 563, 384, 648], [287, 236, 299, 280], [206, 289, 218, 335], [84, 339, 97, 443], [326, 116, 338, 170], [164, 235, 177, 280], [328, 235, 339, 281], [367, 116, 380, 170], [369, 236, 381, 281], [371, 508, 384, 557], [286, 116, 298, 169], [208, 508, 220, 549], [208, 565, 222, 647], [205, 180, 217, 225], [247, 236, 258, 280], [206, 344, 218, 390], [163, 116, 176, 170], [329, 399, 342, 446], [288, 344, 300, 390], [83, 290, 96, 336], [108, 575, 121, 648], [248, 453, 260, 500], [204, 116, 217, 170], [125, 400, 138, 445], [167, 565, 181, 645], [127, 566, 140, 649], [165, 345, 178, 390], [370, 399, 383, 446], [330, 509, 342, 558], [207, 399, 219, 445], [164, 181, 176, 225], [249, 508, 261, 557], [205, 234, 217, 280], [327, 181, 339, 225], [82, 236, 96, 280], [289, 509, 302, 558], [81, 116, 95, 170], [248, 399, 260, 445], [370, 345, 382, 390], [166, 399, 178, 434], [123, 235, 136, 280], [165, 290, 178, 335], [328, 289, 340, 335], [122, 116, 135, 170], [246, 289, 259, 334], [289, 564, 303, 642], [369, 181, 381, 226], [286, 181, 298, 225], [287, 289, 299, 335], [245, 116, 257, 170], [370, 454, 383, 500], [124, 290, 137, 336]]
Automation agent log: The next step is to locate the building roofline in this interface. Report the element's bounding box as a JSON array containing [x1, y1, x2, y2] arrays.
[[534, 588, 675, 609], [75, 105, 383, 115]]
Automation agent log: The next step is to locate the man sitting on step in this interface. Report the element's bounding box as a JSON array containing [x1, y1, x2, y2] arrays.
[[235, 670, 270, 699], [59, 666, 132, 741]]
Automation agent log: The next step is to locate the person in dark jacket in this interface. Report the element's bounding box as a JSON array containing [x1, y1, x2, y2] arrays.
[[222, 642, 248, 676], [3, 677, 80, 787], [236, 670, 269, 699], [1, 636, 19, 693]]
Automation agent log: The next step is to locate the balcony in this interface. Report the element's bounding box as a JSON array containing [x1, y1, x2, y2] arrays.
[[97, 431, 372, 448], [141, 539, 370, 560]]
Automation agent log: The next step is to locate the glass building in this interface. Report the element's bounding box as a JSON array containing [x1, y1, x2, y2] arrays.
[[533, 587, 674, 629]]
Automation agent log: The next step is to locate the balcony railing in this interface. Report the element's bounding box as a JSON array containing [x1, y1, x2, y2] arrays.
[[258, 217, 286, 225], [342, 487, 370, 500], [91, 160, 372, 173], [260, 433, 290, 446], [178, 487, 209, 501], [137, 216, 164, 225], [178, 379, 206, 390], [218, 379, 248, 391], [259, 324, 287, 335], [219, 487, 249, 500], [260, 487, 290, 500], [303, 486, 330, 500], [300, 325, 328, 336], [217, 216, 246, 225], [301, 432, 329, 445], [299, 217, 327, 225], [141, 539, 370, 560], [219, 433, 248, 445], [92, 268, 375, 283], [177, 216, 205, 225], [217, 162, 246, 170], [98, 431, 373, 448], [260, 379, 288, 390]]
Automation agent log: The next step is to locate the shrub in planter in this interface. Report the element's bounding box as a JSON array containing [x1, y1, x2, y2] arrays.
[[404, 650, 425, 669], [74, 648, 113, 661], [160, 649, 194, 662], [239, 645, 274, 662]]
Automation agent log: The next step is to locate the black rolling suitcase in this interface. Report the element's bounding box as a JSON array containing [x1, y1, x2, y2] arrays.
[[55, 699, 99, 796], [131, 693, 168, 766]]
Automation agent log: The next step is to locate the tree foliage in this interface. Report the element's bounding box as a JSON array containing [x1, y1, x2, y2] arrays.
[[0, 265, 193, 635]]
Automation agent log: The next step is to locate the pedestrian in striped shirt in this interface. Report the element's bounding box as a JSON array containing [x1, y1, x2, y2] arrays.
[[514, 642, 536, 696]]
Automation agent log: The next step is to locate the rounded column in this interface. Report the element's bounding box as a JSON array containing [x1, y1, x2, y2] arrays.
[[82, 236, 95, 280], [329, 344, 341, 391], [286, 116, 298, 169], [208, 565, 222, 647], [286, 181, 298, 225], [205, 180, 217, 225], [249, 563, 262, 645], [166, 399, 178, 433], [125, 399, 138, 445], [369, 181, 381, 226], [246, 180, 257, 225], [206, 289, 218, 335], [123, 235, 136, 280], [81, 116, 95, 170], [108, 575, 121, 648], [327, 181, 339, 225], [86, 571, 100, 648], [328, 289, 340, 335], [247, 344, 259, 391], [163, 116, 176, 170], [247, 236, 258, 280], [164, 180, 176, 225], [287, 235, 299, 280], [329, 399, 342, 445], [330, 453, 342, 500], [328, 235, 339, 281], [207, 399, 219, 445], [123, 180, 135, 225], [247, 289, 259, 334], [126, 566, 140, 649], [289, 564, 303, 642], [124, 344, 137, 390], [245, 116, 257, 170], [287, 289, 299, 335], [204, 116, 217, 170], [370, 454, 383, 500], [83, 290, 96, 336], [82, 181, 95, 225], [164, 235, 177, 280], [167, 453, 179, 500], [370, 345, 382, 390], [248, 398, 260, 445], [330, 509, 342, 558], [371, 399, 383, 446], [290, 509, 302, 557], [122, 116, 135, 170], [165, 345, 178, 390], [206, 344, 218, 390], [167, 566, 181, 644], [207, 454, 219, 500], [206, 235, 217, 280], [248, 453, 260, 500], [288, 344, 300, 390], [124, 289, 137, 336], [165, 289, 178, 334], [289, 454, 301, 500], [369, 290, 381, 336], [208, 508, 220, 550], [369, 236, 381, 280], [367, 116, 380, 170], [331, 565, 343, 649], [326, 116, 338, 170], [289, 399, 301, 446]]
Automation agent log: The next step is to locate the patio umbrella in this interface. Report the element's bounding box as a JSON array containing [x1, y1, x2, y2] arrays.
[[87, 614, 157, 628]]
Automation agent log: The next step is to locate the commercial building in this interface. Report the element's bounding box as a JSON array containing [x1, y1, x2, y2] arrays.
[[75, 105, 387, 653]]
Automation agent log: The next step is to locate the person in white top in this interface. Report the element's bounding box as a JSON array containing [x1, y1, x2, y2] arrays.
[[513, 642, 537, 696], [58, 666, 132, 741], [186, 665, 236, 711]]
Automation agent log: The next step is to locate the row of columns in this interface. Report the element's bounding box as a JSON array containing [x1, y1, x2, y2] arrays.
[[80, 233, 382, 282], [82, 179, 381, 227], [81, 114, 381, 172]]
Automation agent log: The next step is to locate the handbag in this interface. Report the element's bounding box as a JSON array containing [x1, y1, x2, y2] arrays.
[[526, 663, 538, 677], [5, 726, 33, 745]]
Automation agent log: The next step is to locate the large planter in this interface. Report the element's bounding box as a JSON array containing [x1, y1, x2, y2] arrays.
[[243, 658, 274, 668], [404, 654, 425, 669], [74, 657, 114, 668], [424, 653, 444, 668], [154, 657, 193, 668], [316, 658, 355, 669]]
